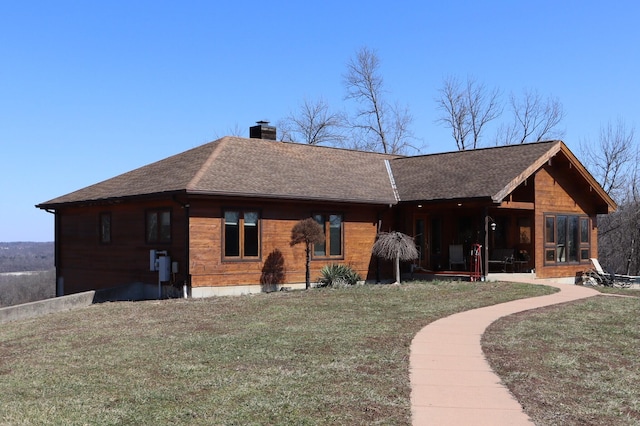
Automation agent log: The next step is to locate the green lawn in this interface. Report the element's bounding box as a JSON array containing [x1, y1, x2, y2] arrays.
[[0, 281, 554, 426], [483, 290, 640, 425]]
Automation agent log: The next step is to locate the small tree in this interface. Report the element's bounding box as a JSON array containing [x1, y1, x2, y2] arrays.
[[372, 231, 419, 284], [290, 218, 325, 289]]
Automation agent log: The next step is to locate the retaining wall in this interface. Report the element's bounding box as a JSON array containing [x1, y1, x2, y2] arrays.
[[0, 291, 96, 324]]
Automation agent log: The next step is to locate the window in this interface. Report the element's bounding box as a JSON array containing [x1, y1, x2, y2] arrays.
[[313, 213, 343, 258], [224, 210, 260, 259], [147, 209, 171, 243], [100, 212, 111, 244], [518, 217, 531, 244], [580, 218, 590, 260], [544, 214, 590, 264]]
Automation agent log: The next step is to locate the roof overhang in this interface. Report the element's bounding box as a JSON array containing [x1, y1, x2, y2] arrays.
[[36, 189, 398, 211], [491, 141, 617, 214]]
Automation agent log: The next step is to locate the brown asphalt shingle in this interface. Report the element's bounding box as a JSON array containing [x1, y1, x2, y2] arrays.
[[38, 137, 402, 207], [39, 139, 583, 209], [389, 140, 561, 202]]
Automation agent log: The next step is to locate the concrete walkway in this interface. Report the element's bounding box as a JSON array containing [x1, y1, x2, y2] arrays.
[[410, 278, 600, 425]]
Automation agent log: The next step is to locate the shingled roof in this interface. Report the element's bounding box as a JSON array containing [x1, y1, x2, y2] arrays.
[[37, 137, 401, 207], [37, 137, 616, 213], [389, 140, 562, 202]]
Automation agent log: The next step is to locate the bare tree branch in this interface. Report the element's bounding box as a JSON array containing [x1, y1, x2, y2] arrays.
[[436, 76, 501, 150], [436, 76, 470, 150], [278, 97, 345, 145], [466, 77, 502, 149], [580, 117, 636, 198], [504, 89, 565, 144], [582, 117, 640, 275], [343, 47, 414, 154]]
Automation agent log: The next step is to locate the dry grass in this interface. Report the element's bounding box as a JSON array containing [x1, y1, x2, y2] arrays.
[[0, 281, 554, 425], [483, 291, 640, 425]]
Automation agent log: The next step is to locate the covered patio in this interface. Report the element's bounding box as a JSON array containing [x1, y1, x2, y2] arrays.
[[388, 140, 615, 281]]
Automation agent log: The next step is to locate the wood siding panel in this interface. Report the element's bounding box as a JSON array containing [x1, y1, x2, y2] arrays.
[[57, 200, 187, 295], [188, 200, 382, 288], [534, 165, 596, 279]]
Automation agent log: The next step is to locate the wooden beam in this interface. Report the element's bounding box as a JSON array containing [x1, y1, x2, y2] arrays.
[[498, 201, 535, 210]]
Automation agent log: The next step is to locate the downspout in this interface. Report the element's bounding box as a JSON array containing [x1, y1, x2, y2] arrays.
[[183, 203, 191, 299], [382, 159, 400, 283], [44, 209, 61, 297]]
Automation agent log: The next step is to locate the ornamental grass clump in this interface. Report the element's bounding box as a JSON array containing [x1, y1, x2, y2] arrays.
[[318, 263, 361, 287], [372, 231, 419, 284]]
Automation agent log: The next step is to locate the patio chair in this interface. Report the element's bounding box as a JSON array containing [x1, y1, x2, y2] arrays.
[[448, 244, 466, 270], [582, 258, 633, 287], [488, 248, 515, 272]]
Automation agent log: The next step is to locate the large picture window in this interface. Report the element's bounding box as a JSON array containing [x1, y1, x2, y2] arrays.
[[313, 213, 343, 258], [544, 214, 590, 264], [146, 209, 171, 243], [224, 210, 260, 259]]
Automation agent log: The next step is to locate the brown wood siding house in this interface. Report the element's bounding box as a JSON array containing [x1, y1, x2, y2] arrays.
[[37, 126, 616, 298]]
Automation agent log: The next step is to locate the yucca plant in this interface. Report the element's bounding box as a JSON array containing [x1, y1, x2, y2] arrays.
[[318, 263, 361, 287]]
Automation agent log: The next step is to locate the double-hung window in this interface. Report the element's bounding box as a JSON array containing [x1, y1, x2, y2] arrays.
[[224, 210, 260, 259], [313, 213, 343, 258], [147, 209, 171, 243], [544, 214, 590, 264]]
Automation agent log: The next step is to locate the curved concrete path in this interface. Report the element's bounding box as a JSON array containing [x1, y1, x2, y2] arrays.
[[410, 278, 599, 425]]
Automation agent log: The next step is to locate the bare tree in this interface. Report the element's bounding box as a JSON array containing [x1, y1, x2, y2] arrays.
[[343, 47, 414, 154], [580, 117, 636, 199], [581, 118, 639, 275], [371, 231, 418, 284], [277, 97, 345, 145], [290, 218, 325, 289], [436, 75, 501, 150], [500, 89, 565, 145]]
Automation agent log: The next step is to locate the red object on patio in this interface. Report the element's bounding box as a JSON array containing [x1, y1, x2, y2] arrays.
[[470, 243, 482, 281]]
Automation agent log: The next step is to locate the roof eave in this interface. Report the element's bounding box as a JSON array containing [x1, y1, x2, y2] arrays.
[[492, 141, 563, 203], [184, 189, 398, 206], [36, 189, 398, 210], [36, 190, 189, 210], [490, 141, 617, 213]]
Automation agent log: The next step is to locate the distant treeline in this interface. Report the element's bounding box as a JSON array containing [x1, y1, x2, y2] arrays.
[[0, 270, 56, 307], [0, 242, 54, 273]]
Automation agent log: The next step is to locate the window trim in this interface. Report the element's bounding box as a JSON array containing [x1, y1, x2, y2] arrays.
[[146, 208, 172, 244], [222, 208, 261, 261], [544, 213, 590, 265], [311, 212, 344, 260]]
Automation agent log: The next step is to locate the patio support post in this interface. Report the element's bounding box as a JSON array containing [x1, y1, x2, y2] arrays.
[[484, 208, 489, 280]]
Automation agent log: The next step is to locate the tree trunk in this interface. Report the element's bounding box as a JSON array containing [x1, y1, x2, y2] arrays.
[[395, 251, 401, 284], [305, 244, 311, 289]]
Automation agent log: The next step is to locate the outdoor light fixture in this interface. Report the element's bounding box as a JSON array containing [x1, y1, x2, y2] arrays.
[[486, 216, 497, 231], [491, 221, 497, 231]]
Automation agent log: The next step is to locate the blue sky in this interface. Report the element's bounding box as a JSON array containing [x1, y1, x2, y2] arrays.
[[1, 1, 638, 241]]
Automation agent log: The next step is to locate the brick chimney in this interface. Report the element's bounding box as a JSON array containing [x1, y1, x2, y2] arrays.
[[249, 121, 276, 140]]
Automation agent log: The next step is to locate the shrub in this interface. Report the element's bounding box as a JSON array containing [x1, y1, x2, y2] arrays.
[[318, 264, 361, 288]]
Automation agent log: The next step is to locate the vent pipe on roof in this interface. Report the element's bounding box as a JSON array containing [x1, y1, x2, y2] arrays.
[[249, 121, 277, 140]]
